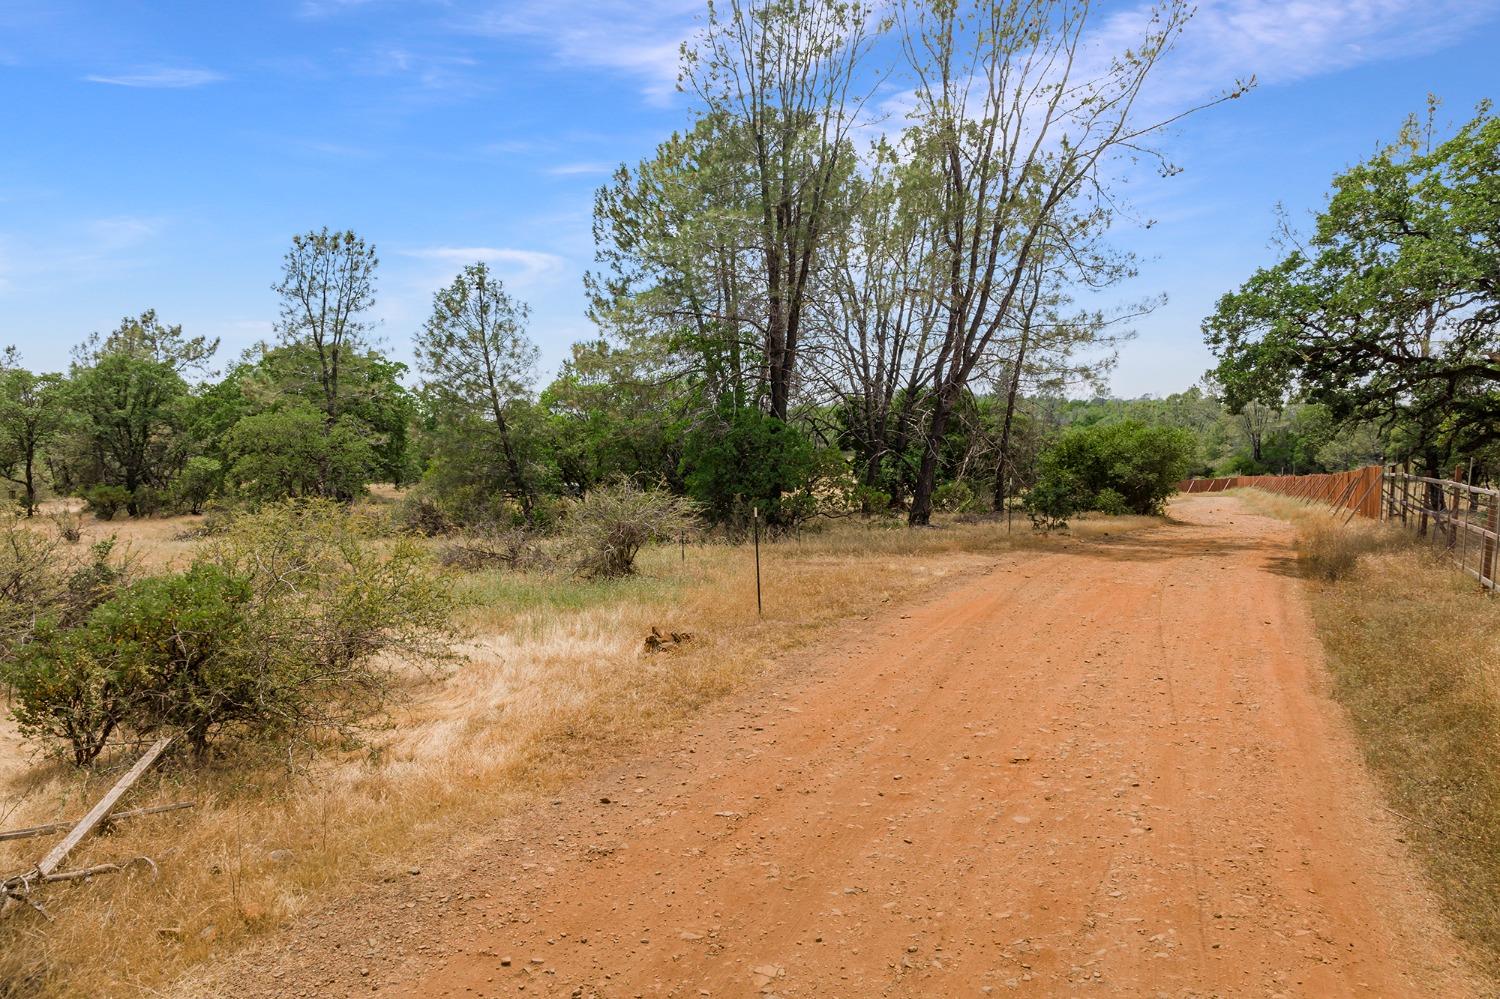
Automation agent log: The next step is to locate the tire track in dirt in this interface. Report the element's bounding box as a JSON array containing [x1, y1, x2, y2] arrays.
[[204, 495, 1481, 998]]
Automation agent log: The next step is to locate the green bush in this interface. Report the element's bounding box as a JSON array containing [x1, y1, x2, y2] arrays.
[[933, 478, 977, 513], [226, 405, 374, 503], [682, 407, 825, 529], [173, 456, 224, 514], [1, 517, 131, 666], [1026, 421, 1194, 528], [9, 565, 256, 763], [82, 484, 132, 521], [562, 481, 699, 579], [131, 485, 167, 518], [5, 500, 455, 765], [198, 499, 456, 700], [1092, 487, 1129, 516], [1, 517, 68, 658]]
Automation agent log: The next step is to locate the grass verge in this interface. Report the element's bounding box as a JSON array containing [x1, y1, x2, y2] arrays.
[[0, 510, 1154, 998], [1239, 488, 1500, 981]]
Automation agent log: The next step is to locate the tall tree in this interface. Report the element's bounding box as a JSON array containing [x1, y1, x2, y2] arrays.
[[806, 143, 943, 507], [0, 348, 66, 516], [682, 0, 881, 424], [416, 262, 540, 521], [236, 342, 415, 488], [589, 117, 761, 413], [273, 228, 379, 421], [1205, 102, 1500, 481], [64, 311, 218, 514], [897, 0, 1246, 524]]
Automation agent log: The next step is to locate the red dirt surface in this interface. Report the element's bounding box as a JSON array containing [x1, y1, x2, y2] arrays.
[[200, 495, 1480, 997]]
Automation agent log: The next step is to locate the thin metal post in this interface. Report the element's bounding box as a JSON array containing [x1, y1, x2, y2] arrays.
[[1418, 472, 1429, 537], [752, 506, 762, 618], [1402, 464, 1413, 529]]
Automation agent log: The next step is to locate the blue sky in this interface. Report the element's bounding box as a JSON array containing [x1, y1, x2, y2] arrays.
[[1, 0, 1497, 397]]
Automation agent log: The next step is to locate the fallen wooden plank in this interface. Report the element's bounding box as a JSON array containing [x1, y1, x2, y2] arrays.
[[0, 801, 195, 843], [35, 736, 173, 879], [2, 736, 173, 917]]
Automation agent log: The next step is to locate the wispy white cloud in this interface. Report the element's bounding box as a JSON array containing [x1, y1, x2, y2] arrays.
[[88, 215, 166, 248], [85, 67, 225, 89], [545, 161, 615, 177], [402, 246, 567, 288], [298, 0, 385, 17], [282, 137, 378, 158], [455, 1, 699, 104], [1093, 0, 1500, 110], [357, 45, 482, 93], [0, 215, 166, 300], [482, 138, 552, 156]]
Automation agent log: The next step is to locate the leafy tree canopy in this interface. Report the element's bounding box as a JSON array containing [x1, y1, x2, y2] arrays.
[[1205, 102, 1500, 471]]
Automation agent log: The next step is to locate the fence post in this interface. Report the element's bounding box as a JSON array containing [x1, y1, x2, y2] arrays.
[[1392, 465, 1404, 528], [752, 506, 762, 618], [1449, 475, 1462, 550], [1419, 474, 1429, 537], [1484, 494, 1498, 594]]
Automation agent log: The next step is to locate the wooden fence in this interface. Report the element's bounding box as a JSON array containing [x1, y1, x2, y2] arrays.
[[1382, 466, 1499, 594], [1178, 465, 1497, 593]]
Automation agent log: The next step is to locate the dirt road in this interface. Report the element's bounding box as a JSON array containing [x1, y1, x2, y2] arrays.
[[215, 495, 1478, 997]]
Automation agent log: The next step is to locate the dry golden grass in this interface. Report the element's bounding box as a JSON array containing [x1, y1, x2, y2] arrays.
[[1240, 488, 1500, 981], [31, 499, 202, 571], [0, 508, 1155, 999]]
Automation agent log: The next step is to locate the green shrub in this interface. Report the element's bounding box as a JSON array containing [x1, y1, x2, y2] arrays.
[[850, 483, 894, 517], [226, 405, 374, 503], [173, 456, 224, 514], [8, 620, 131, 767], [933, 479, 977, 513], [9, 565, 256, 763], [1026, 421, 1194, 528], [1092, 487, 1129, 516], [131, 485, 167, 518], [562, 481, 699, 579], [1, 516, 67, 658], [199, 499, 455, 687], [682, 407, 826, 529], [0, 518, 131, 665], [5, 500, 455, 765], [61, 539, 132, 625], [82, 484, 132, 521]]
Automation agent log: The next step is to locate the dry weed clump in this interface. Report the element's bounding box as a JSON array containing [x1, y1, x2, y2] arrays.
[[1243, 487, 1500, 978], [0, 509, 1161, 998], [439, 525, 552, 573], [1297, 517, 1413, 581]]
